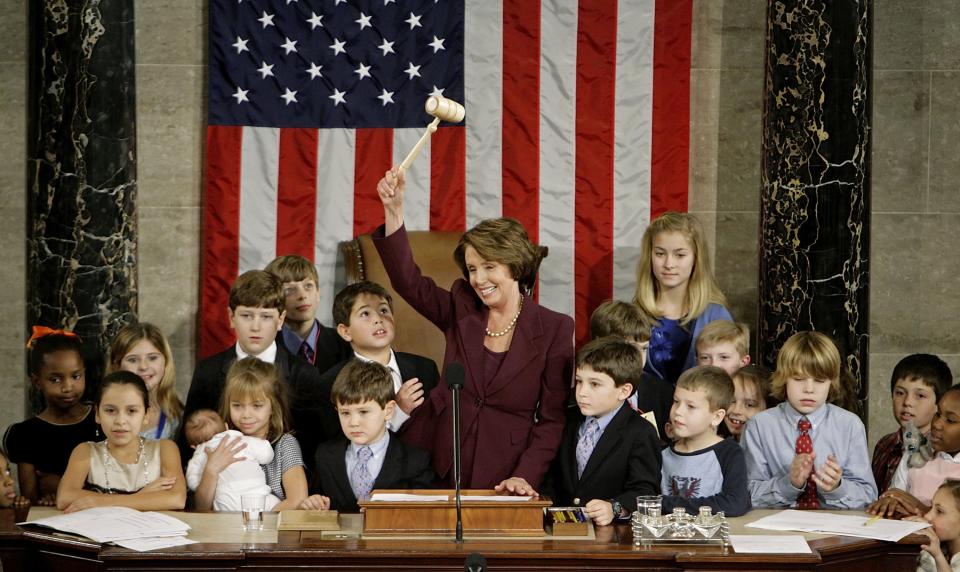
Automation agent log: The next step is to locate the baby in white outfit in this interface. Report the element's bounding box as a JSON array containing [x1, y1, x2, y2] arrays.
[[184, 409, 280, 511]]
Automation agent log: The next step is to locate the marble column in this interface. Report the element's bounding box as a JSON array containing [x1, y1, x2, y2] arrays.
[[27, 0, 138, 404], [758, 0, 871, 417]]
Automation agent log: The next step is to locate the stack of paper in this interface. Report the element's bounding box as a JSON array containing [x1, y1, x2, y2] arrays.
[[23, 506, 196, 551], [746, 510, 930, 542]]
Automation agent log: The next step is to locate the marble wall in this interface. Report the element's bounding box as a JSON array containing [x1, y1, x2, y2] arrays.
[[868, 0, 960, 448]]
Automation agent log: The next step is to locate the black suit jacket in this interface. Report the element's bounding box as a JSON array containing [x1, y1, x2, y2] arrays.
[[318, 352, 440, 435], [634, 371, 675, 441], [279, 323, 354, 378], [548, 403, 661, 512], [180, 343, 337, 469], [312, 434, 436, 512]]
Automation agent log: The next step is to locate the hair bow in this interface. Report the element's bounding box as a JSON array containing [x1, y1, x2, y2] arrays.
[[26, 325, 80, 348]]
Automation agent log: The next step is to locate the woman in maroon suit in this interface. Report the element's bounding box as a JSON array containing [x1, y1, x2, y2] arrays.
[[374, 167, 574, 494]]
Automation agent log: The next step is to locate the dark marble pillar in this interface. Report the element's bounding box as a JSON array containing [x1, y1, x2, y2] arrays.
[[758, 0, 871, 417], [27, 0, 138, 402]]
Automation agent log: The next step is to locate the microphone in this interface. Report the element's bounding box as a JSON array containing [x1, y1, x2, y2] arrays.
[[464, 552, 487, 572], [446, 362, 466, 542]]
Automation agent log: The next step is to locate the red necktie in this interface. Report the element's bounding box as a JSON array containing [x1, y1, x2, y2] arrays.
[[795, 417, 820, 509]]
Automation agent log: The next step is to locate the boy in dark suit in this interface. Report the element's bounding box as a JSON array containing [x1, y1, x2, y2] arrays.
[[181, 270, 335, 466], [304, 360, 436, 512], [549, 336, 662, 526], [264, 255, 352, 376], [319, 281, 439, 435]]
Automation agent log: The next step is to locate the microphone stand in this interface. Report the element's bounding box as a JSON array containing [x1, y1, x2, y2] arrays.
[[452, 381, 463, 542]]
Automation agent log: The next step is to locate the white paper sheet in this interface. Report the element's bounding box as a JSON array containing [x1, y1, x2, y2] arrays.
[[745, 510, 929, 542], [24, 507, 191, 543], [463, 496, 532, 502], [369, 493, 450, 502], [729, 535, 812, 554], [113, 535, 196, 552]]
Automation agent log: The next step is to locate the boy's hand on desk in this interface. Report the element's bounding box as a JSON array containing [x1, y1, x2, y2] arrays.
[[494, 477, 538, 497], [812, 454, 842, 492], [584, 499, 614, 527], [870, 488, 925, 518], [299, 495, 330, 510], [396, 378, 425, 414], [789, 452, 815, 489]]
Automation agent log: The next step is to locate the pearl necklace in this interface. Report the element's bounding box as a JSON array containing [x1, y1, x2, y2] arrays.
[[485, 296, 523, 338], [102, 437, 148, 494]]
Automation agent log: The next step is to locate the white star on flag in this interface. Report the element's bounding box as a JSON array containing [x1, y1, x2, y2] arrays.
[[429, 36, 445, 53], [257, 61, 274, 78], [281, 37, 298, 55], [429, 85, 444, 98], [329, 88, 347, 106], [378, 39, 395, 56], [306, 12, 323, 30], [330, 38, 347, 56], [257, 11, 275, 28], [404, 62, 421, 79], [384, 0, 395, 4], [334, 0, 346, 5], [281, 88, 298, 105], [306, 62, 323, 79], [405, 12, 422, 30], [377, 89, 395, 106], [354, 62, 372, 80], [232, 36, 249, 54], [232, 86, 249, 103], [356, 12, 372, 30]]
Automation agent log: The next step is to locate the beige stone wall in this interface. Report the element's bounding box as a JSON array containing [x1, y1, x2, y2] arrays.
[[868, 0, 960, 449]]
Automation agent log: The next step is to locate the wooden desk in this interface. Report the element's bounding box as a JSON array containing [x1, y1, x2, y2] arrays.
[[0, 509, 923, 572]]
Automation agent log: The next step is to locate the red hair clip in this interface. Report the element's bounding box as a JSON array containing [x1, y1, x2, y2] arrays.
[[26, 325, 80, 348]]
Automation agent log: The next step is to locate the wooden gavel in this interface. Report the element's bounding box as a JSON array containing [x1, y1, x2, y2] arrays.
[[399, 95, 465, 171]]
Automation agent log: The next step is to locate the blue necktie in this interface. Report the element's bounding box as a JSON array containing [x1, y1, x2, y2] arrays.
[[576, 418, 601, 478], [351, 446, 374, 501]]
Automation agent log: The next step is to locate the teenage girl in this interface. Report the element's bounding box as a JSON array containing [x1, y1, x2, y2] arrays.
[[56, 371, 186, 512], [194, 358, 310, 511], [906, 479, 960, 572], [723, 365, 773, 441], [107, 322, 183, 440], [633, 212, 732, 385], [3, 328, 99, 505], [869, 387, 960, 519]]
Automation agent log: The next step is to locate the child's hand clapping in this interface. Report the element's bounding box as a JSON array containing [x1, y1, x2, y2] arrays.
[[789, 452, 815, 489], [812, 454, 842, 492]]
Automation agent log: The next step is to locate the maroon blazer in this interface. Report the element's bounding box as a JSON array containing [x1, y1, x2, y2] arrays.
[[374, 225, 575, 490]]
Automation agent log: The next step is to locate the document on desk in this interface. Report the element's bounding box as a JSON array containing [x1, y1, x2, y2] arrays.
[[114, 535, 197, 552], [369, 493, 450, 502], [25, 506, 191, 543], [746, 510, 929, 542], [464, 495, 533, 502], [729, 535, 812, 554]]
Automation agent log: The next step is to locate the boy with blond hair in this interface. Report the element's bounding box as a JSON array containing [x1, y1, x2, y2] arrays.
[[662, 366, 750, 516], [304, 360, 436, 512], [695, 320, 751, 376], [589, 300, 672, 438], [265, 255, 352, 376]]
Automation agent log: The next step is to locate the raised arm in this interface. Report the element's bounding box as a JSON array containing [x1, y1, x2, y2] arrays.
[[377, 166, 406, 236]]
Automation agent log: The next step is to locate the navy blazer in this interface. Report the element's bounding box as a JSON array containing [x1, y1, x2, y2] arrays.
[[374, 224, 575, 489], [312, 434, 436, 512]]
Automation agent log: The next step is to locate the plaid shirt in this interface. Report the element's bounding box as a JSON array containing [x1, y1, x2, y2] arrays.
[[872, 429, 904, 493]]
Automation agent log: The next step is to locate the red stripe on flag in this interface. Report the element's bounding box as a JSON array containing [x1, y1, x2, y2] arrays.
[[429, 126, 466, 232], [200, 125, 243, 358], [353, 129, 393, 236], [501, 0, 541, 243], [650, 0, 693, 217], [574, 0, 618, 345], [276, 128, 318, 259]]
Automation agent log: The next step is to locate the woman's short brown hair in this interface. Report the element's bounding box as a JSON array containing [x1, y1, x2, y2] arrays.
[[453, 218, 547, 295]]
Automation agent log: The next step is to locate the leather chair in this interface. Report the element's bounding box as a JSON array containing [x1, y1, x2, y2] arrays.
[[340, 231, 463, 369]]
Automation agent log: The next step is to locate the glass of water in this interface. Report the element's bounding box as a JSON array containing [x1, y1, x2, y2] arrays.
[[241, 494, 266, 531], [636, 495, 662, 517]]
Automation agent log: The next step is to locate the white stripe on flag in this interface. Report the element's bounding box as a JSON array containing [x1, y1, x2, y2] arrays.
[[612, 0, 655, 302], [537, 0, 577, 317], [314, 128, 356, 326], [393, 128, 431, 231], [464, 0, 503, 227], [238, 127, 280, 273]]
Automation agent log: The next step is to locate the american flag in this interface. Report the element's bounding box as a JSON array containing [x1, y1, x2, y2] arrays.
[[201, 0, 692, 357]]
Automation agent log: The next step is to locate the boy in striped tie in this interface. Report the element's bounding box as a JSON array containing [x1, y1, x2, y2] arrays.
[[305, 360, 436, 512], [547, 337, 662, 526]]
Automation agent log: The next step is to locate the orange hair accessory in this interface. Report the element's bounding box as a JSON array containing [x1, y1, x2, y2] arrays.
[[26, 325, 80, 348]]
